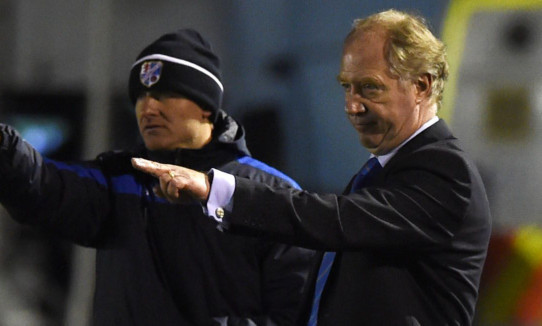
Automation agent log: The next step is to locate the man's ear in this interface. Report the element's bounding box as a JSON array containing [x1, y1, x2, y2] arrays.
[[415, 73, 432, 103]]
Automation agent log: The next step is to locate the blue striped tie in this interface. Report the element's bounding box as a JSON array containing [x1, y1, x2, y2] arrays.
[[307, 157, 382, 326]]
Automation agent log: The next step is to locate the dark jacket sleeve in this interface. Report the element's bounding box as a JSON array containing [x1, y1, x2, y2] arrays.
[[0, 124, 111, 246], [224, 145, 487, 252]]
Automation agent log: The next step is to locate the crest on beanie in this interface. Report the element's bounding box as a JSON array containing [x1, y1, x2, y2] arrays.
[[140, 61, 163, 87]]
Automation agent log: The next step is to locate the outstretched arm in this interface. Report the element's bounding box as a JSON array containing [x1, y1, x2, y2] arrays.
[[0, 124, 113, 246], [133, 149, 479, 252]]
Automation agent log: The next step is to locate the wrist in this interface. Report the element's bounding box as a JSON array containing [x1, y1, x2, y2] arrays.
[[203, 170, 213, 202]]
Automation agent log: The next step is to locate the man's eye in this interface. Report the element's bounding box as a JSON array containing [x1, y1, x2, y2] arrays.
[[340, 83, 351, 91], [362, 83, 378, 90], [361, 83, 381, 98]]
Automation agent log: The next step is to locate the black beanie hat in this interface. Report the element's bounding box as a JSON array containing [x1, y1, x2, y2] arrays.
[[128, 29, 223, 114]]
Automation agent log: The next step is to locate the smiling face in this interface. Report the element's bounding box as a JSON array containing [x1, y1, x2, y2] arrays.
[[135, 91, 213, 150], [338, 29, 435, 155]]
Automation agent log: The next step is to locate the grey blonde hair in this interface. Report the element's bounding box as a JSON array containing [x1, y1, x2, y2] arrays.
[[347, 9, 449, 107]]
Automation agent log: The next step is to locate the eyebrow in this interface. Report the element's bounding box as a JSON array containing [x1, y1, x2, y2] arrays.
[[337, 74, 384, 84]]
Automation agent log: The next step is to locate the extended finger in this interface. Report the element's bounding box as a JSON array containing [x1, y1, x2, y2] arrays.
[[131, 157, 172, 178]]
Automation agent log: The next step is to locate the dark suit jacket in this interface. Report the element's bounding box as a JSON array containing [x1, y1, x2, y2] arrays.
[[222, 120, 491, 325]]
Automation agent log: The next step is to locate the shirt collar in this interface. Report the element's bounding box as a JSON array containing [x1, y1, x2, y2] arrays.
[[372, 116, 439, 167]]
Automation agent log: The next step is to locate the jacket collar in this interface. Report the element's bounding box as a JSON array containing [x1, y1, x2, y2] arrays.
[[381, 119, 457, 173], [344, 119, 457, 193]]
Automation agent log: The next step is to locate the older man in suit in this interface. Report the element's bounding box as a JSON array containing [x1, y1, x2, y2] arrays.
[[133, 9, 492, 326]]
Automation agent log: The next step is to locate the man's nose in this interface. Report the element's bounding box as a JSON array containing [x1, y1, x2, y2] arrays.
[[138, 94, 160, 114], [345, 98, 367, 114]]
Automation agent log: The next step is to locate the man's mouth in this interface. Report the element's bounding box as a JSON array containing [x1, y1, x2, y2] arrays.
[[142, 124, 164, 132], [352, 119, 376, 128], [352, 120, 380, 135]]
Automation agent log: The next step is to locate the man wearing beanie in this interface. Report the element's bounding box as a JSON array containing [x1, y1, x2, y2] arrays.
[[0, 29, 316, 325]]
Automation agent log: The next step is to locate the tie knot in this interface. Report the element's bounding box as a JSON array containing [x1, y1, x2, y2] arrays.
[[350, 157, 382, 192], [361, 157, 380, 174]]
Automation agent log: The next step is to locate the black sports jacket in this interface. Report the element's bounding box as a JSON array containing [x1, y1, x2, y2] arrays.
[[0, 110, 315, 326]]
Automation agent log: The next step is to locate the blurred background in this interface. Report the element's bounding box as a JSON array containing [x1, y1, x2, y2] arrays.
[[0, 0, 541, 325]]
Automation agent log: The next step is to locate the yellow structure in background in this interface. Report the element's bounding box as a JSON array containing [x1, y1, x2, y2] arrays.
[[442, 1, 542, 325], [476, 226, 542, 325], [486, 87, 531, 141], [440, 0, 542, 123]]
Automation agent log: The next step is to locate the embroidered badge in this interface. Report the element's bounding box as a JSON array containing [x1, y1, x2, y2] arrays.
[[139, 61, 163, 87]]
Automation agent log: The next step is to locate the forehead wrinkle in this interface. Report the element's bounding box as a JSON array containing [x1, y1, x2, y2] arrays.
[[339, 65, 387, 84]]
